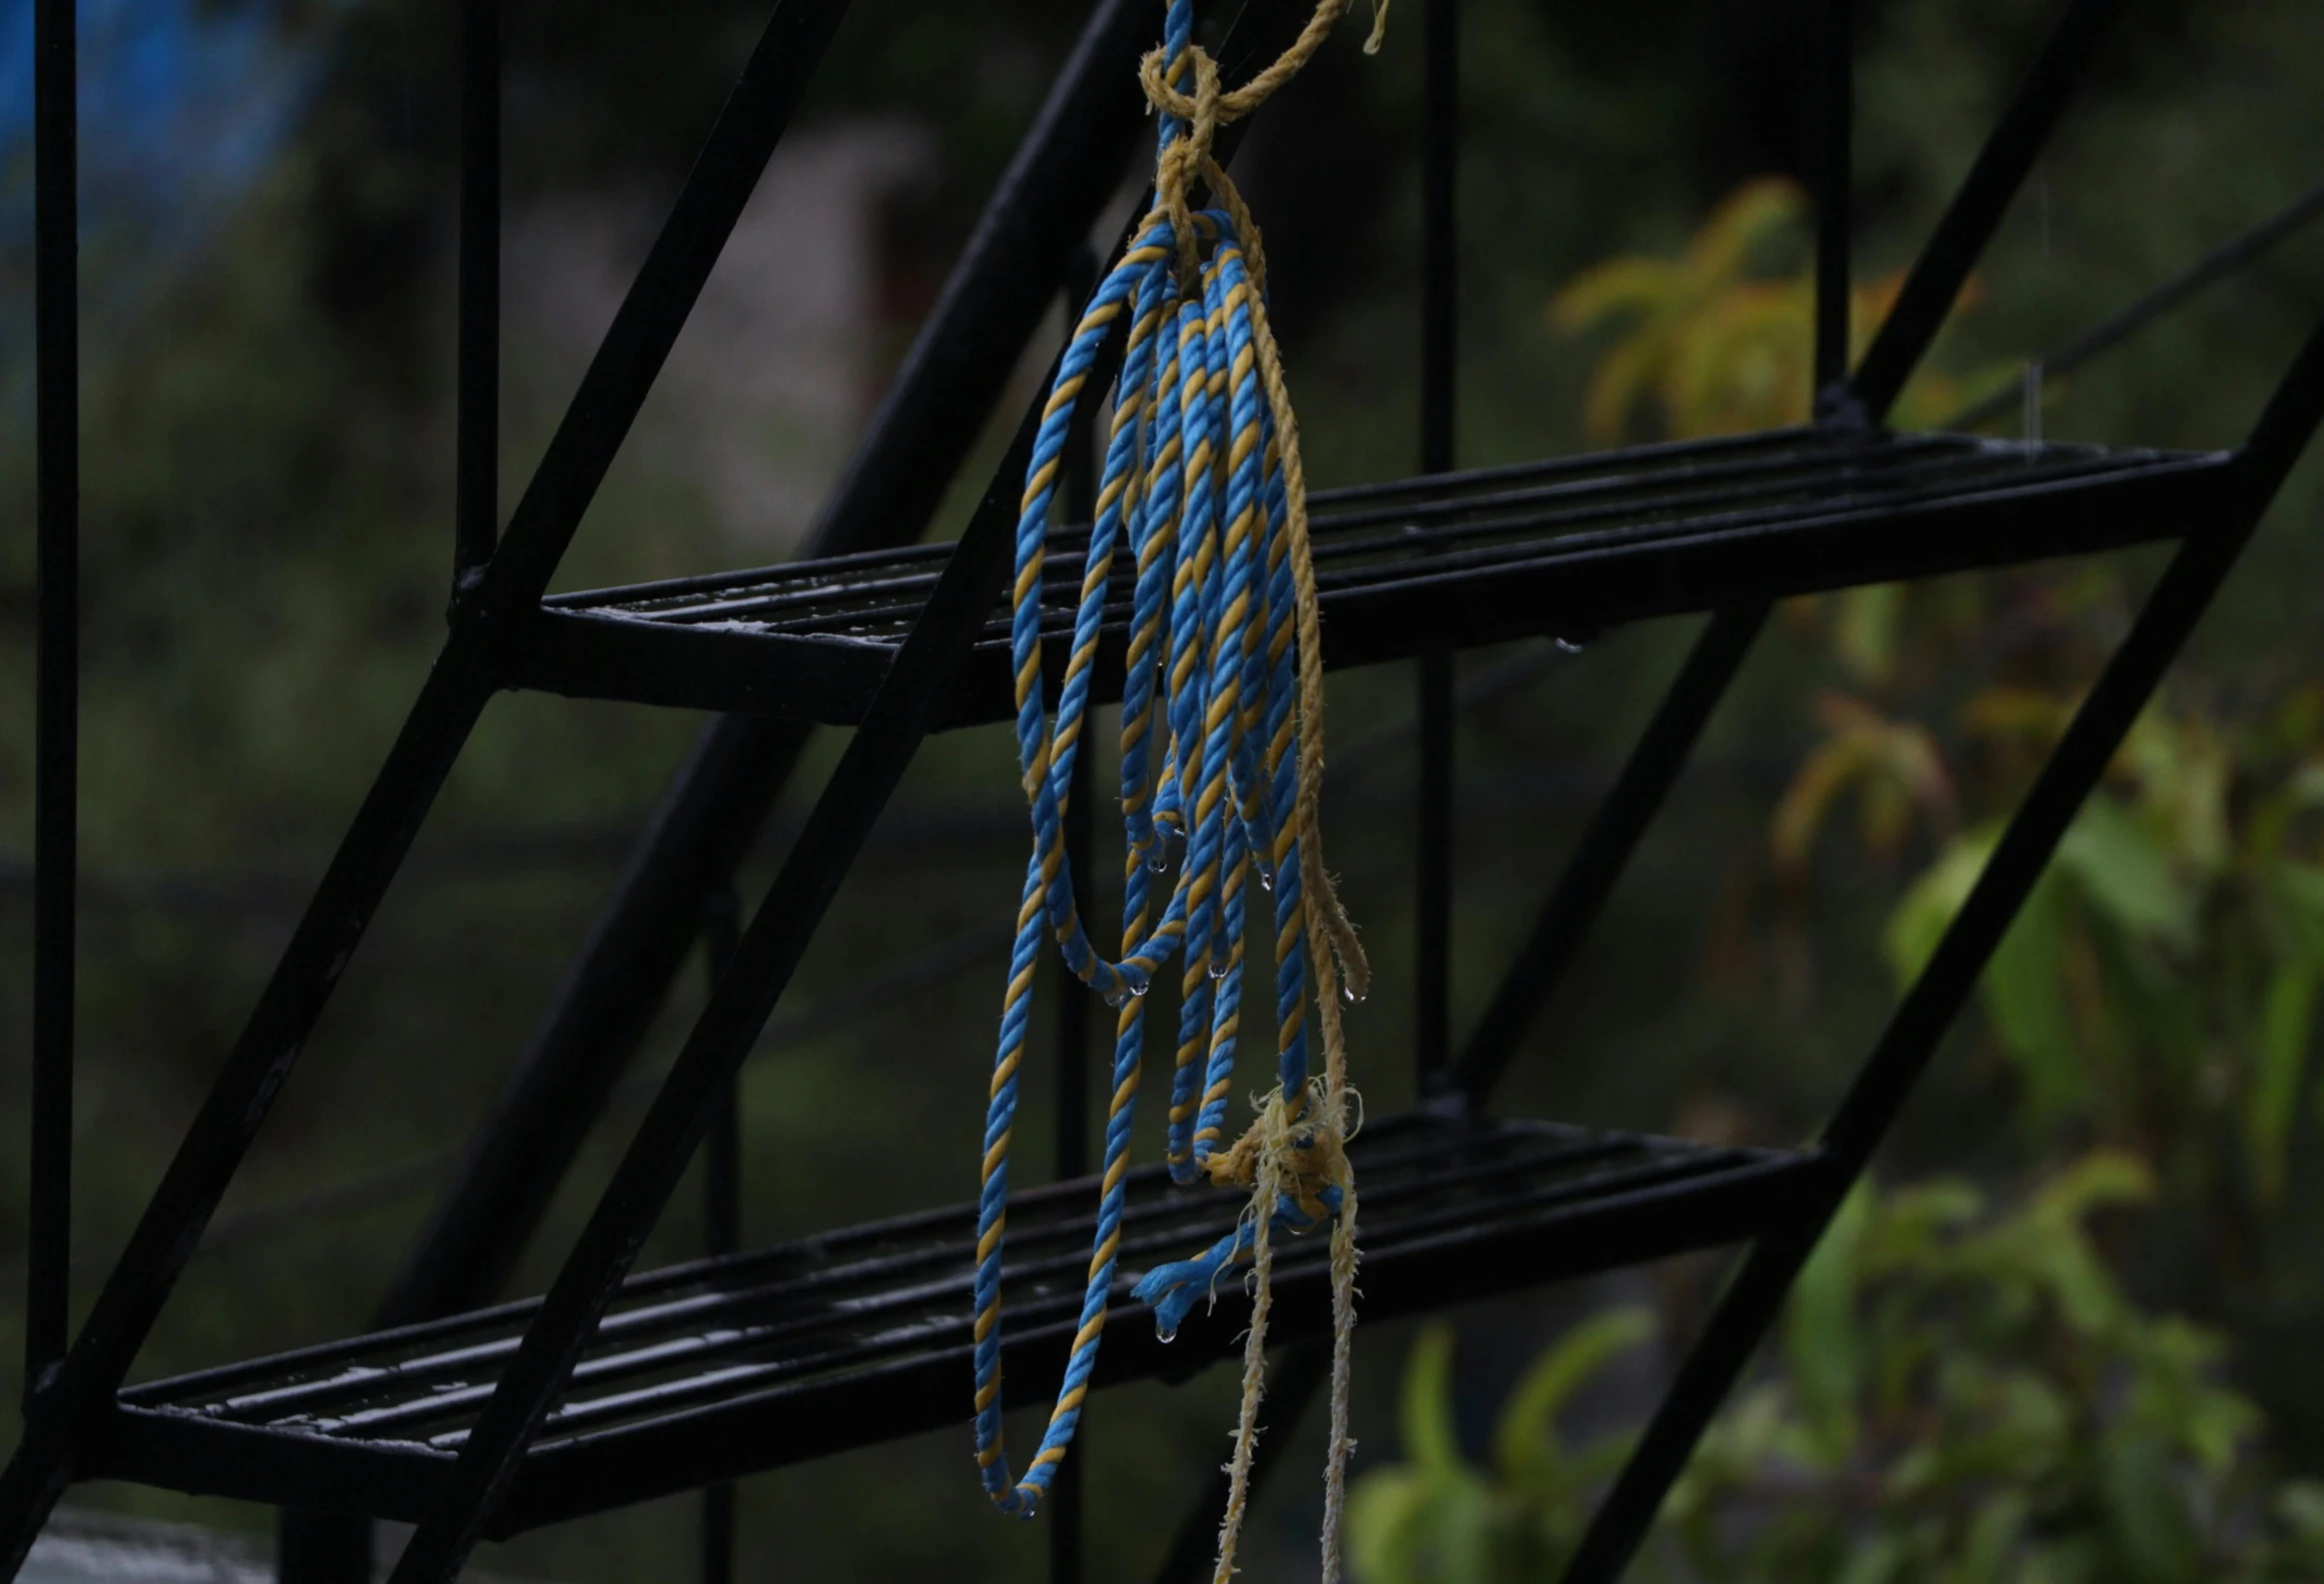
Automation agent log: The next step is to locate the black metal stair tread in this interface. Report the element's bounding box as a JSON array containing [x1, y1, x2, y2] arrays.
[[520, 428, 2233, 727], [95, 1113, 1826, 1533]]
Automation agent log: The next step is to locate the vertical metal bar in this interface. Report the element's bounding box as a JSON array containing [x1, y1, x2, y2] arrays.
[[370, 0, 1301, 1335], [1049, 242, 1100, 1584], [382, 308, 1115, 1581], [1413, 0, 1458, 1099], [699, 885, 742, 1584], [1560, 536, 2253, 1584], [29, 0, 78, 1395], [1847, 0, 2125, 423], [1449, 606, 1767, 1104], [0, 3, 857, 1569], [452, 0, 502, 591], [379, 720, 812, 1326], [1557, 323, 2324, 1584], [809, 0, 1154, 561], [1446, 0, 2113, 1114], [1809, 0, 1852, 417], [281, 17, 496, 1575], [1143, 6, 1464, 1559]]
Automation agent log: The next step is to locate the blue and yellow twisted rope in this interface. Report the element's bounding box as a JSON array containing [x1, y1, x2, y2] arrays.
[[973, 0, 1382, 1573]]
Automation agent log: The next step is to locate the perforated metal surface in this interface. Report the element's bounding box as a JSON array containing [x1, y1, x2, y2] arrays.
[[99, 1113, 1822, 1533], [523, 429, 2232, 728]]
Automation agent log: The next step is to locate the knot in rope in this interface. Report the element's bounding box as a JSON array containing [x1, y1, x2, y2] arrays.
[[971, 3, 1383, 1579], [1138, 0, 1390, 287], [1132, 1076, 1358, 1356], [1199, 1078, 1359, 1213]]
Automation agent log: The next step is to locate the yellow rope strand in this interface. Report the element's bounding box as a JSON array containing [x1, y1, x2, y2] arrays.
[[978, 0, 1388, 1565], [1129, 6, 1382, 1577]]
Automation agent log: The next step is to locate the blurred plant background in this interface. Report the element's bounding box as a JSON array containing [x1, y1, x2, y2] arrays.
[[2, 0, 2323, 1578]]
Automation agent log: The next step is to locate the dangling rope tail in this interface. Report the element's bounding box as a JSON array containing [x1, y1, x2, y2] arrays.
[[970, 1, 1382, 1580]]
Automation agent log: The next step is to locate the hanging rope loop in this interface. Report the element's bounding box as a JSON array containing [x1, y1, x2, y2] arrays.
[[971, 3, 1385, 1578]]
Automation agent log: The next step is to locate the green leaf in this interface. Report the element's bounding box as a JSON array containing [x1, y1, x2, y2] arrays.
[[1833, 585, 1906, 688], [1833, 1530, 1905, 1584], [2056, 797, 2195, 949], [2027, 1149, 2155, 1224], [1785, 1184, 1870, 1457], [2276, 1479, 2324, 1543], [2018, 1152, 2153, 1335], [2268, 859, 2324, 960], [1345, 1465, 1496, 1584], [1888, 825, 2092, 1120], [1400, 1325, 1465, 1474], [1886, 828, 1998, 987], [2248, 959, 2320, 1203], [1345, 1468, 1432, 1584], [1959, 1489, 2032, 1581], [1490, 1308, 1655, 1488], [1983, 871, 2089, 1120], [2098, 1430, 2200, 1581]]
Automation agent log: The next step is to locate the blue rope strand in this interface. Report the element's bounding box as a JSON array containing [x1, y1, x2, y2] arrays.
[[972, 0, 1364, 1518]]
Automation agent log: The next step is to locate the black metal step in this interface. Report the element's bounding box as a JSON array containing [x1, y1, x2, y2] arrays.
[[93, 1113, 1824, 1535], [518, 427, 2233, 728]]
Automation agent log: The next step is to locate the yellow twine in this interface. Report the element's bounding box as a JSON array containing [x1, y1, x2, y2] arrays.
[[1130, 3, 1384, 1576]]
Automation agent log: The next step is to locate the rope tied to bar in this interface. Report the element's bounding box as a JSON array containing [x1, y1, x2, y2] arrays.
[[971, 2, 1382, 1579]]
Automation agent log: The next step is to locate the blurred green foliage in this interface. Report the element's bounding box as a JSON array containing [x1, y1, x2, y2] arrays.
[[4, 0, 2324, 1578], [1347, 1309, 1656, 1581], [1351, 1156, 2324, 1584]]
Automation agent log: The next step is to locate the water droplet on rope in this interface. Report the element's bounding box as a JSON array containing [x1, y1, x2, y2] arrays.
[[1255, 865, 1274, 892], [1341, 983, 1366, 1005], [1104, 984, 1132, 1008], [1208, 958, 1229, 980], [1156, 1324, 1178, 1345], [1130, 978, 1152, 999], [1148, 828, 1182, 874]]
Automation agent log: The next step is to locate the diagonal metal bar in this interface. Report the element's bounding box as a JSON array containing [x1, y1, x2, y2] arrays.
[[374, 0, 1306, 1333], [377, 717, 808, 1327], [0, 1, 854, 1573], [1154, 630, 1774, 1567], [1945, 176, 2324, 432], [382, 299, 1102, 1584], [384, 43, 1371, 1530], [1449, 604, 1768, 1104], [457, 0, 853, 627], [0, 610, 506, 1584], [1556, 320, 2324, 1584], [810, 0, 1149, 563], [279, 4, 505, 1574], [1445, 0, 2114, 1126], [29, 0, 78, 1394], [1848, 0, 2126, 424]]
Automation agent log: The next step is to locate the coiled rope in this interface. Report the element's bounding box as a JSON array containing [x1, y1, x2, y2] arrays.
[[972, 2, 1382, 1578]]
